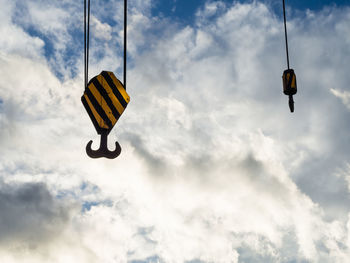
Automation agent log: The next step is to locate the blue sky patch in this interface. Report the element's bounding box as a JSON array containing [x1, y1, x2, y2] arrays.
[[82, 200, 113, 212], [26, 26, 55, 59], [286, 0, 349, 10], [152, 0, 208, 24], [152, 0, 350, 24], [129, 255, 163, 263]]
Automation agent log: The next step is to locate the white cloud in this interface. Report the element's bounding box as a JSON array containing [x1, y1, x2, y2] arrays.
[[0, 0, 44, 59], [331, 88, 350, 110], [1, 0, 350, 262], [91, 16, 113, 41]]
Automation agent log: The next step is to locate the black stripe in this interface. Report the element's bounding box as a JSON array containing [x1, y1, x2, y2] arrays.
[[92, 78, 121, 121], [101, 71, 128, 108], [81, 95, 103, 134], [287, 72, 294, 89], [85, 88, 113, 129]]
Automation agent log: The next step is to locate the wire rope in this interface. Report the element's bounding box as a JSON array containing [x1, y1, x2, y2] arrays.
[[84, 0, 90, 89], [283, 0, 290, 69], [124, 0, 127, 89], [84, 0, 127, 89]]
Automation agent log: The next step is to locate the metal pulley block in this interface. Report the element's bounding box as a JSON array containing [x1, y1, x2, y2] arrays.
[[282, 68, 297, 112], [282, 69, 297, 96]]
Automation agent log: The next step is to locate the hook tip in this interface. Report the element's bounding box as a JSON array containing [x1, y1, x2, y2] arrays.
[[85, 139, 121, 159]]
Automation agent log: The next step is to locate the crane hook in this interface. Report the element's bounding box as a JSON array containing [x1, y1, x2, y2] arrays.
[[288, 95, 294, 113], [86, 129, 121, 159]]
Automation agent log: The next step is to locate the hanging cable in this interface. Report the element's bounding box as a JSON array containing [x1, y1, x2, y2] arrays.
[[283, 0, 290, 69], [84, 0, 90, 89], [124, 0, 127, 90], [85, 0, 126, 90], [81, 0, 130, 159], [84, 0, 86, 88], [87, 0, 90, 87], [281, 0, 297, 113]]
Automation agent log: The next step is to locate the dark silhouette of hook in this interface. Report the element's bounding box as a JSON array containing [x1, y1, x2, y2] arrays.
[[288, 95, 294, 113], [86, 129, 121, 159]]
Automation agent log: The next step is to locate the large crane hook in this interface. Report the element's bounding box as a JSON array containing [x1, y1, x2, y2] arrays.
[[82, 0, 129, 159], [86, 129, 121, 159]]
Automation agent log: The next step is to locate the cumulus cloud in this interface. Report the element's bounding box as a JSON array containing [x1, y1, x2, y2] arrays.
[[0, 181, 72, 244], [1, 0, 350, 262], [331, 88, 350, 110]]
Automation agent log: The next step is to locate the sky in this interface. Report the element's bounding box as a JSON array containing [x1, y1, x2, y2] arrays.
[[1, 0, 350, 262]]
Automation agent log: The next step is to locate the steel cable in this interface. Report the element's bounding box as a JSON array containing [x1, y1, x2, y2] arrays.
[[283, 0, 290, 69]]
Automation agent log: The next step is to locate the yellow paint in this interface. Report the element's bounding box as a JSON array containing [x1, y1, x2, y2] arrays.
[[291, 74, 296, 89], [283, 73, 296, 89], [88, 83, 117, 125], [96, 75, 126, 115], [84, 94, 109, 129], [108, 72, 130, 103]]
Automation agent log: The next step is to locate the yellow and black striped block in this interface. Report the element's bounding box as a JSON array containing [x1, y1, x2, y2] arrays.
[[282, 69, 297, 96], [81, 71, 130, 135]]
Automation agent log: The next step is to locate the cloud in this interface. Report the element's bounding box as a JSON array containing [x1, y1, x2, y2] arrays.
[[0, 0, 44, 59], [91, 16, 113, 41], [0, 181, 85, 263], [0, 181, 72, 244], [1, 0, 350, 262], [331, 88, 350, 110]]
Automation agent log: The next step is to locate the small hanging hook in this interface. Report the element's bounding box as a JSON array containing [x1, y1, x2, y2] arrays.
[[288, 95, 294, 113], [86, 129, 121, 159]]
